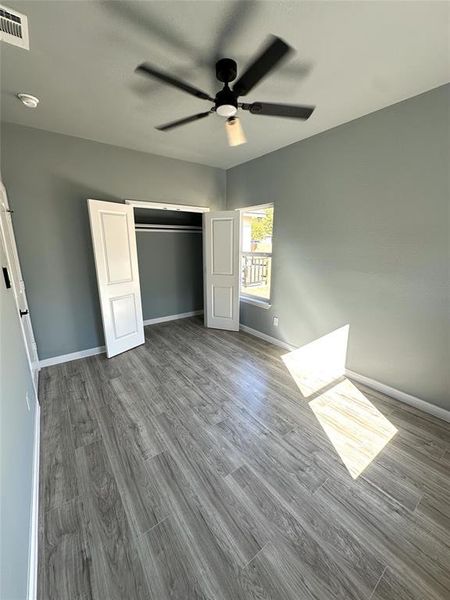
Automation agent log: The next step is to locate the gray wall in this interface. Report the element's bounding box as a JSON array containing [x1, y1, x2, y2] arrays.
[[1, 124, 225, 359], [137, 231, 203, 320], [227, 85, 449, 410], [1, 233, 37, 599]]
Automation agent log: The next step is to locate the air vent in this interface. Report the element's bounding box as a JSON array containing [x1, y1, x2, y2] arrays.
[[0, 4, 29, 50]]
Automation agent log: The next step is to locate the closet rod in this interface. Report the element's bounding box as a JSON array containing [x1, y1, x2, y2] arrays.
[[135, 223, 202, 230], [135, 223, 202, 234], [136, 229, 202, 234]]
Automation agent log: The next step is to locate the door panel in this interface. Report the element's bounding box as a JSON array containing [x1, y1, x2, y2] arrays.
[[0, 182, 39, 392], [203, 211, 240, 331], [88, 199, 144, 357], [213, 286, 233, 319], [212, 219, 234, 274]]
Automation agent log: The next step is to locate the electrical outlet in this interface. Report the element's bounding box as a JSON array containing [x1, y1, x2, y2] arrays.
[[273, 316, 279, 327], [25, 392, 31, 411]]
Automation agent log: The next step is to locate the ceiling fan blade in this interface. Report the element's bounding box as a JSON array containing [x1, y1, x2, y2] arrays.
[[233, 36, 293, 96], [241, 102, 315, 120], [136, 63, 214, 101], [156, 111, 212, 131]]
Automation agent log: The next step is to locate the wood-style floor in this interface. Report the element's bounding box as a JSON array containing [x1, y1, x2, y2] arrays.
[[38, 317, 450, 600]]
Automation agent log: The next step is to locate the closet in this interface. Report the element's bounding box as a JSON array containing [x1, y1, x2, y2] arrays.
[[133, 206, 203, 325], [88, 199, 240, 358]]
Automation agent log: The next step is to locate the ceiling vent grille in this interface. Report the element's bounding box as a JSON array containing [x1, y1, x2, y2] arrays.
[[0, 4, 29, 50]]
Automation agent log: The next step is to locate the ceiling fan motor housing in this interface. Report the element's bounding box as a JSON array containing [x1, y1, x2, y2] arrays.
[[215, 58, 237, 83]]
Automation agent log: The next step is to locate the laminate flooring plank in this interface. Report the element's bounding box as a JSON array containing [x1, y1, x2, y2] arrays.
[[39, 499, 93, 600], [240, 539, 359, 600], [238, 542, 315, 600], [153, 414, 267, 567], [145, 451, 250, 600], [110, 369, 165, 418], [82, 362, 163, 461], [216, 407, 329, 494], [316, 475, 450, 598], [388, 404, 450, 447], [65, 374, 102, 449], [371, 565, 443, 600], [75, 440, 150, 600], [40, 370, 78, 512], [79, 375, 168, 536], [156, 397, 244, 477], [416, 488, 450, 537], [229, 464, 385, 599], [161, 366, 234, 426], [285, 425, 424, 512], [139, 515, 210, 600]]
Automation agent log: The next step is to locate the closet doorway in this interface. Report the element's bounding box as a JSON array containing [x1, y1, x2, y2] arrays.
[[88, 199, 240, 358]]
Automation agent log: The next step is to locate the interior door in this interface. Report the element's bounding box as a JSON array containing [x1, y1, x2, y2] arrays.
[[203, 210, 240, 331], [88, 199, 144, 358], [0, 182, 39, 392]]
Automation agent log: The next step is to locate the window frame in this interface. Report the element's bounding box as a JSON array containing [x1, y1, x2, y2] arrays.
[[236, 203, 274, 308]]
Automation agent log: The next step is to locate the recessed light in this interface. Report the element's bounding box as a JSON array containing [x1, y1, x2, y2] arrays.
[[17, 93, 39, 108]]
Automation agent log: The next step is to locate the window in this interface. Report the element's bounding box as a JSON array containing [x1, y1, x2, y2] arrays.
[[240, 204, 274, 305]]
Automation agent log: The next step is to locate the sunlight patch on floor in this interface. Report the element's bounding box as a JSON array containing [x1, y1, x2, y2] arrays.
[[281, 325, 397, 478], [309, 378, 397, 478], [281, 325, 349, 397]]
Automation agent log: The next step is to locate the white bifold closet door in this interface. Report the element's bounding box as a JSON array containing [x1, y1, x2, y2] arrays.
[[203, 211, 240, 331], [88, 199, 144, 357]]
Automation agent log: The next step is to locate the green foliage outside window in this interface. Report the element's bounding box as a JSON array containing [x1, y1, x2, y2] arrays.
[[250, 208, 273, 241]]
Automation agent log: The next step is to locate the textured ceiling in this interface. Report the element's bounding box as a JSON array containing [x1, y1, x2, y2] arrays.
[[1, 0, 449, 168]]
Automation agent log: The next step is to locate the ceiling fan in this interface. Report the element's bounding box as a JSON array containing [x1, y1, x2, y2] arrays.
[[135, 35, 315, 147]]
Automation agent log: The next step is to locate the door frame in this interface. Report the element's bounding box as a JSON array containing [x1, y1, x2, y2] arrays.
[[0, 181, 39, 394], [125, 199, 210, 214]]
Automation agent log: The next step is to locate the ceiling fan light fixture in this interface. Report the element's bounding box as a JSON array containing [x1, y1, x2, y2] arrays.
[[216, 104, 238, 117], [225, 117, 246, 147]]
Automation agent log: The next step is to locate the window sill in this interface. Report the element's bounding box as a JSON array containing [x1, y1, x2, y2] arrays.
[[240, 296, 271, 310]]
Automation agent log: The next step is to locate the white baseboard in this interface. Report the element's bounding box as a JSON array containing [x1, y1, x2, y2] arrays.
[[345, 369, 450, 423], [239, 324, 296, 351], [240, 323, 450, 424], [27, 401, 40, 600], [39, 310, 204, 368], [143, 309, 203, 326], [39, 345, 106, 368]]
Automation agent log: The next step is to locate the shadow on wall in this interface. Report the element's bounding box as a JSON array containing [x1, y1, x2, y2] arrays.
[[281, 325, 397, 479]]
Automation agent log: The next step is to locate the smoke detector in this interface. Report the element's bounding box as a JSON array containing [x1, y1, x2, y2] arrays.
[[0, 4, 29, 50], [17, 93, 39, 108]]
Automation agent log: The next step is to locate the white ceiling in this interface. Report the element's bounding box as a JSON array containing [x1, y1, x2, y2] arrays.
[[1, 0, 448, 169]]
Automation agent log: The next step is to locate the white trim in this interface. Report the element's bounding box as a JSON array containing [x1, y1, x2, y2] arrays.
[[235, 203, 274, 212], [240, 296, 272, 310], [240, 323, 450, 424], [39, 345, 106, 368], [344, 369, 450, 423], [125, 200, 210, 213], [239, 324, 295, 351], [38, 312, 204, 368], [143, 310, 203, 326], [27, 402, 40, 600]]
